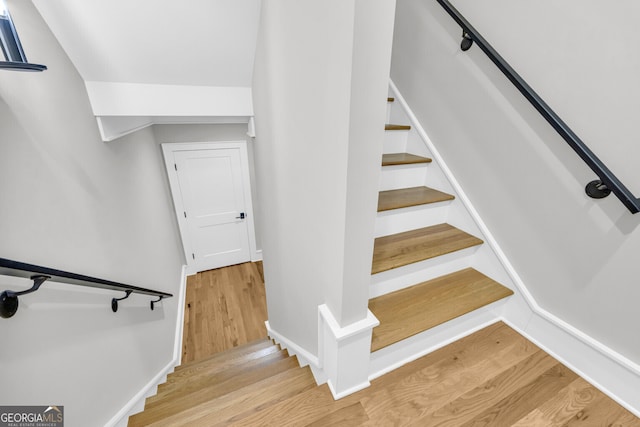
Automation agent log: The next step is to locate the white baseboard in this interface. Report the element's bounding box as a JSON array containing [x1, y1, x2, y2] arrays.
[[327, 379, 371, 400], [173, 265, 188, 364], [265, 320, 326, 384], [106, 264, 188, 427]]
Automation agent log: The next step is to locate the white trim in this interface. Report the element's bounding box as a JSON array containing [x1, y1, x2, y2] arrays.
[[85, 82, 253, 117], [318, 305, 379, 342], [390, 80, 640, 416], [265, 320, 321, 369], [161, 141, 258, 274], [251, 249, 263, 262], [327, 379, 371, 400], [96, 116, 153, 142], [173, 265, 188, 364], [106, 265, 188, 427], [105, 360, 176, 427]]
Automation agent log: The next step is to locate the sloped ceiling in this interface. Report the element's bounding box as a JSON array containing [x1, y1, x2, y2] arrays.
[[32, 0, 260, 87], [31, 0, 261, 140]]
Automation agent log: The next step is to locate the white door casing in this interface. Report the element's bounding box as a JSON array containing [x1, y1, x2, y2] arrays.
[[162, 142, 259, 274]]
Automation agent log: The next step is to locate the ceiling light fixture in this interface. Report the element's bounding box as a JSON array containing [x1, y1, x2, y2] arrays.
[[0, 0, 46, 71]]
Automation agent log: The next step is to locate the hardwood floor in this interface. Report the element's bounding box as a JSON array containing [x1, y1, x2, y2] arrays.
[[181, 261, 268, 364], [177, 262, 639, 426]]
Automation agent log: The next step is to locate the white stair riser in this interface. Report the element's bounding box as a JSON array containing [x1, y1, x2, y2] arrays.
[[379, 165, 428, 191], [375, 202, 451, 237], [383, 131, 409, 154], [386, 101, 392, 123], [370, 247, 479, 298]]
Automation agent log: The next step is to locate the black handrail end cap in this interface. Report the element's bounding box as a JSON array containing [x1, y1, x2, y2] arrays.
[[585, 180, 611, 199], [0, 291, 19, 319]]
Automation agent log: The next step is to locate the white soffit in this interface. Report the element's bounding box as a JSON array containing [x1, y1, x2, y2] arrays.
[[32, 0, 260, 140]]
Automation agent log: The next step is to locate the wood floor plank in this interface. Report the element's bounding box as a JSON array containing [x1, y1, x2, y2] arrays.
[[378, 186, 454, 212], [369, 268, 513, 351], [412, 351, 566, 426], [372, 224, 483, 274], [305, 402, 369, 427], [510, 377, 601, 426], [385, 124, 411, 130], [361, 324, 542, 425], [228, 384, 355, 427], [459, 362, 579, 426], [181, 262, 268, 363], [382, 153, 432, 166]]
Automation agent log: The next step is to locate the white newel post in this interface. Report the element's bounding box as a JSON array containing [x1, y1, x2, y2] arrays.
[[319, 305, 380, 399]]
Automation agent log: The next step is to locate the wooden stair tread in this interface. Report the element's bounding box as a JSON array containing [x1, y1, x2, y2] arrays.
[[387, 97, 395, 102], [382, 153, 432, 166], [129, 355, 300, 426], [385, 124, 411, 131], [148, 349, 290, 404], [378, 186, 454, 212], [157, 344, 283, 395], [372, 224, 483, 274], [227, 384, 356, 427], [174, 338, 273, 373], [369, 268, 514, 352], [136, 367, 317, 427]]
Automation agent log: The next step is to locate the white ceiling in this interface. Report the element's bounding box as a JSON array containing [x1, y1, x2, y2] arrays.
[[32, 0, 261, 87]]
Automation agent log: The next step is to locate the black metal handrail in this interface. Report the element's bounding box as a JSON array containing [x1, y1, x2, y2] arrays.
[[0, 257, 173, 318], [436, 0, 640, 214]]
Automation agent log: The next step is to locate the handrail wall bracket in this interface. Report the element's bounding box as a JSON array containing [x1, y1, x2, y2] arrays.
[[0, 275, 50, 319], [111, 290, 133, 313], [586, 180, 612, 199], [461, 31, 473, 51], [150, 295, 164, 311]]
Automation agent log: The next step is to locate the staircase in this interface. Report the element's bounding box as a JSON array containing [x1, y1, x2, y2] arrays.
[[368, 95, 514, 369], [127, 339, 317, 426], [128, 93, 518, 425]]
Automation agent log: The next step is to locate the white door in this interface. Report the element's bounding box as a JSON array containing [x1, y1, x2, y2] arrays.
[[172, 147, 251, 272]]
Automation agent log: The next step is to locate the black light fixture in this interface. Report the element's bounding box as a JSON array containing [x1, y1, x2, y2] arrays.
[[0, 0, 46, 71]]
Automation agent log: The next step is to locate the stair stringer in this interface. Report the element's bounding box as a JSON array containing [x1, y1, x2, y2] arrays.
[[376, 80, 640, 418]]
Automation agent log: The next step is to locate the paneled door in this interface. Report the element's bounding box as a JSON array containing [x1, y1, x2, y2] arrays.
[[164, 143, 255, 273]]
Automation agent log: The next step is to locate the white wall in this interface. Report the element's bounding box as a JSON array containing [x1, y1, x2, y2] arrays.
[[252, 0, 394, 355], [391, 0, 640, 364], [0, 2, 184, 425]]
